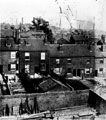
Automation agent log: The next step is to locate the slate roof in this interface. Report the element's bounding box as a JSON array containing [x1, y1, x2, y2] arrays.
[[73, 35, 86, 41], [57, 38, 69, 44], [0, 29, 14, 37], [47, 44, 95, 57], [0, 38, 19, 51], [20, 31, 45, 38], [19, 39, 47, 51]]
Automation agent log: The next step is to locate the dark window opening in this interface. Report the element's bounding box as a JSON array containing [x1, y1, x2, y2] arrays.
[[67, 58, 72, 64], [40, 63, 46, 71], [0, 65, 3, 73], [34, 66, 40, 73], [77, 69, 81, 76], [56, 59, 60, 64], [8, 64, 17, 71], [73, 69, 77, 76], [100, 59, 104, 64], [99, 68, 103, 72], [86, 59, 90, 64], [25, 56, 30, 61], [25, 52, 30, 61], [97, 40, 103, 45], [67, 68, 72, 73], [95, 70, 98, 76], [99, 45, 103, 51]]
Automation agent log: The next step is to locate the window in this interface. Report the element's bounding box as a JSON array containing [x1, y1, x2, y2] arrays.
[[25, 52, 30, 61], [34, 66, 39, 73], [11, 64, 16, 69], [11, 52, 16, 59], [67, 68, 72, 73], [85, 68, 90, 74], [0, 65, 3, 73], [41, 52, 45, 60], [25, 40, 31, 46], [100, 59, 104, 64], [67, 58, 72, 64], [90, 68, 92, 73], [10, 64, 16, 71], [53, 67, 62, 75], [25, 64, 30, 73], [8, 64, 18, 71], [6, 43, 11, 48], [99, 45, 103, 51], [86, 59, 90, 64], [40, 63, 46, 71], [56, 59, 60, 64], [99, 68, 103, 72]]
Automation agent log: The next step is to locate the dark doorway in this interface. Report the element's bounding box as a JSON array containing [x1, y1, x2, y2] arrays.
[[34, 66, 39, 73], [0, 65, 3, 73], [95, 70, 98, 77], [73, 69, 76, 76], [77, 69, 81, 77]]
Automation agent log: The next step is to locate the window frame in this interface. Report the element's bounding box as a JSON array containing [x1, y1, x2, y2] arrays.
[[10, 64, 16, 71], [100, 59, 104, 64], [41, 52, 46, 60], [67, 58, 72, 64], [11, 52, 16, 59], [25, 52, 30, 61]]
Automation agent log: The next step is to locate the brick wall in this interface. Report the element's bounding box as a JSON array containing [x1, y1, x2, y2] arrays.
[[0, 90, 89, 116], [88, 90, 106, 114], [95, 45, 106, 77], [50, 57, 95, 77], [19, 51, 49, 75]]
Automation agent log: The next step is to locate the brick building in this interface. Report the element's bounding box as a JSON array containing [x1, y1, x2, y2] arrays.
[[1, 27, 105, 79], [47, 44, 95, 78], [95, 40, 106, 77], [0, 29, 19, 76], [19, 39, 49, 75]]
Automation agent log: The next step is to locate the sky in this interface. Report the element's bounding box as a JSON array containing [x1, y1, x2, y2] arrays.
[[0, 0, 106, 31]]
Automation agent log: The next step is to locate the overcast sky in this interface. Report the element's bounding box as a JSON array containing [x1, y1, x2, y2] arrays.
[[0, 0, 106, 31]]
